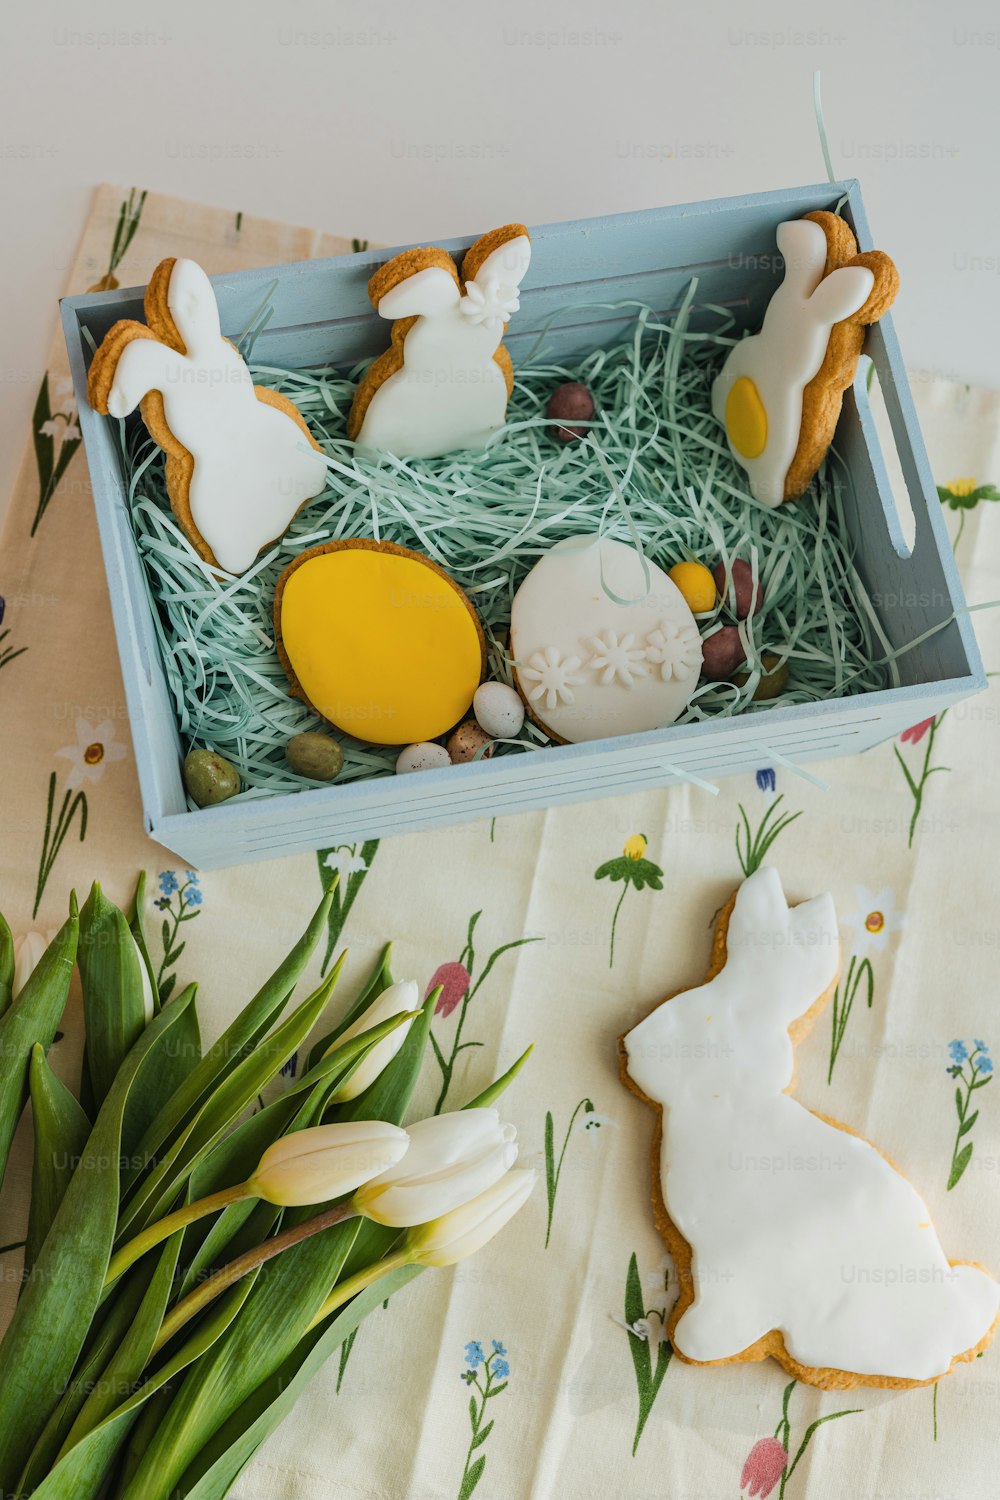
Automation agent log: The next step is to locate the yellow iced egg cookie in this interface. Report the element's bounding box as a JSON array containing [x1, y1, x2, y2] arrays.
[[274, 540, 485, 745]]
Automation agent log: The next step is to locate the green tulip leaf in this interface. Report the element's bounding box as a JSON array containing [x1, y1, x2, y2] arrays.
[[121, 885, 335, 1196], [78, 883, 149, 1107], [0, 910, 14, 1018], [25, 1044, 91, 1276], [0, 905, 78, 1196], [125, 870, 161, 1014], [0, 982, 196, 1492], [180, 1263, 423, 1500], [26, 1278, 259, 1500]]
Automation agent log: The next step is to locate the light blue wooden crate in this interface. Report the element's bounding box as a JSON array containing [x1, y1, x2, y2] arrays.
[[61, 181, 984, 870]]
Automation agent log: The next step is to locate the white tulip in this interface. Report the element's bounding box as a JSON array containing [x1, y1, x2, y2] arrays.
[[404, 1168, 536, 1266], [327, 979, 419, 1101], [12, 931, 53, 1000], [249, 1121, 410, 1206], [133, 936, 156, 1022], [353, 1108, 518, 1227]]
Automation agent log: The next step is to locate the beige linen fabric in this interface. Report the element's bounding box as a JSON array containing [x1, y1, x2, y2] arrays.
[[1, 185, 999, 1500]]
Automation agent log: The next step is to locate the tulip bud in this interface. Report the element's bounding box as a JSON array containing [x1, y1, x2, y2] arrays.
[[249, 1121, 409, 1207], [134, 936, 155, 1022], [12, 931, 52, 1000], [404, 1167, 536, 1266], [353, 1108, 518, 1227], [327, 979, 419, 1101]]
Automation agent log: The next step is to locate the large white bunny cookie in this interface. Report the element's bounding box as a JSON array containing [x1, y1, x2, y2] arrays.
[[620, 867, 1000, 1390], [347, 224, 531, 459], [509, 535, 702, 743], [712, 212, 898, 506], [87, 257, 328, 573]]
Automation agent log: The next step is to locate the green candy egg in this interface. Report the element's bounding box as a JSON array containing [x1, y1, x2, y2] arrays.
[[183, 748, 241, 806], [286, 731, 345, 781]]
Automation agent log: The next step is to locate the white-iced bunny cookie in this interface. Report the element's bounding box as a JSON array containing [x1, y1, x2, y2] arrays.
[[347, 224, 531, 459], [87, 257, 328, 573], [621, 867, 1000, 1389], [712, 212, 898, 505]]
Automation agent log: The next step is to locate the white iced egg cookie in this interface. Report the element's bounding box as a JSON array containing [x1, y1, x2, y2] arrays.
[[510, 536, 702, 743], [711, 212, 898, 507]]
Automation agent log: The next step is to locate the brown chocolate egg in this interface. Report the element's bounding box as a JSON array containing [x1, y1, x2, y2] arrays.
[[546, 382, 594, 442]]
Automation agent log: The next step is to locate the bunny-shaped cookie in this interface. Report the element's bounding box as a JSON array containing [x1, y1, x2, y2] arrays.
[[87, 257, 328, 573], [712, 212, 899, 506], [621, 867, 1000, 1388], [347, 223, 531, 459]]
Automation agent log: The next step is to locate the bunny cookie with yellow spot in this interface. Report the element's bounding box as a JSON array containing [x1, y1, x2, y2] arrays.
[[712, 212, 898, 506], [87, 257, 327, 573], [348, 224, 531, 459]]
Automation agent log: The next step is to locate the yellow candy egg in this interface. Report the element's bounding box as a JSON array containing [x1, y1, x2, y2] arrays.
[[275, 541, 484, 746], [724, 375, 768, 459], [667, 561, 718, 615]]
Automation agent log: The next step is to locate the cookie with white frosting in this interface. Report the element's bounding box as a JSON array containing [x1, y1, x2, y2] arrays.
[[509, 536, 702, 743]]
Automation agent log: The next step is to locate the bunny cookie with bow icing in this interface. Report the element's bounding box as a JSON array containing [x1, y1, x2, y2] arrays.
[[87, 257, 328, 573], [347, 223, 531, 459], [620, 867, 1000, 1389], [712, 212, 899, 506]]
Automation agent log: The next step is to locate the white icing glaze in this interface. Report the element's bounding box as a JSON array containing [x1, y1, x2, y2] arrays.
[[711, 219, 874, 507], [355, 234, 531, 459], [106, 258, 327, 573], [645, 620, 701, 682], [623, 868, 1000, 1381], [510, 536, 701, 741]]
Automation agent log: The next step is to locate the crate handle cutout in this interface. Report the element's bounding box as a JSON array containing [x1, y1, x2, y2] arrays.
[[852, 354, 917, 561]]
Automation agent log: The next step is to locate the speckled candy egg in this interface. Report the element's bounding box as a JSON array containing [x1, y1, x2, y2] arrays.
[[183, 748, 241, 806], [286, 731, 344, 781], [396, 742, 451, 774], [447, 720, 494, 764], [546, 382, 594, 442], [473, 682, 525, 739]]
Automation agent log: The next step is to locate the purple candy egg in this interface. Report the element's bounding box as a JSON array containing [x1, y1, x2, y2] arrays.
[[546, 382, 594, 442], [712, 559, 764, 620], [700, 625, 746, 682]]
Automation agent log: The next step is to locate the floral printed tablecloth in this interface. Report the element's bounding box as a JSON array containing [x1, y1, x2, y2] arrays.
[[2, 184, 1000, 1500]]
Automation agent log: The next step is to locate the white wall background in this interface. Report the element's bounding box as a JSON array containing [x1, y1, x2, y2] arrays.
[[2, 0, 998, 521]]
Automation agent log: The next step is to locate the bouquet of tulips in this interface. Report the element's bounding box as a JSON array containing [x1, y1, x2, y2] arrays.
[[0, 876, 534, 1499]]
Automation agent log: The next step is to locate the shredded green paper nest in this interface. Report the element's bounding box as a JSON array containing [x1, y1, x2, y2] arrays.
[[119, 294, 894, 803]]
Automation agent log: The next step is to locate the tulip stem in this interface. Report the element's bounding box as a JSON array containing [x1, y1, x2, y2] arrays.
[[151, 1201, 358, 1356], [105, 1182, 252, 1288], [307, 1250, 412, 1332]]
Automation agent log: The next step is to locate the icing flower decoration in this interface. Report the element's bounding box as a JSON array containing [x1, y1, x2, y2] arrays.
[[459, 276, 521, 330], [520, 646, 584, 711], [644, 620, 702, 683], [585, 629, 649, 689], [740, 1437, 789, 1499]]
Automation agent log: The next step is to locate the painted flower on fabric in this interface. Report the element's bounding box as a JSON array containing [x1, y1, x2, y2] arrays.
[[756, 767, 776, 795], [595, 834, 665, 968], [843, 885, 905, 954], [55, 717, 128, 786], [573, 1109, 617, 1149], [464, 1339, 485, 1369], [427, 961, 471, 1019], [586, 629, 649, 688], [937, 476, 1000, 512], [520, 646, 584, 711], [644, 620, 701, 683], [741, 1436, 789, 1499], [324, 846, 368, 887], [900, 718, 934, 745]]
